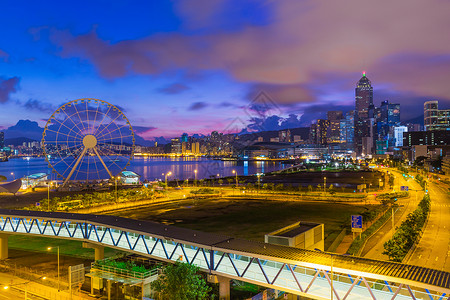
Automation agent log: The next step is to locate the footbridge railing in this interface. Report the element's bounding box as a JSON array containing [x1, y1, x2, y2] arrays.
[[0, 209, 448, 300]]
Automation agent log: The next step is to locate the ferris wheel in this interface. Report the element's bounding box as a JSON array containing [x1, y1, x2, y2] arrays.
[[42, 98, 135, 186]]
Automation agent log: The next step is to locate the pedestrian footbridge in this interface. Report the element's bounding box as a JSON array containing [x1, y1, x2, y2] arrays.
[[0, 209, 448, 300]]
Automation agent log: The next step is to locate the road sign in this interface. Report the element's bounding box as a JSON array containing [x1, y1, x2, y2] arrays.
[[35, 202, 40, 207], [351, 215, 363, 229], [400, 186, 409, 191], [69, 264, 85, 290]]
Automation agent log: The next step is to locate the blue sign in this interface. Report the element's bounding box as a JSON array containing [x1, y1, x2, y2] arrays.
[[35, 202, 40, 207], [351, 215, 363, 229], [400, 186, 409, 191]]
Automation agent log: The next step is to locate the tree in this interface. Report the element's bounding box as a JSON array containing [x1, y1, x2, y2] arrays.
[[275, 183, 284, 191], [0, 175, 6, 182], [151, 260, 211, 300], [226, 178, 233, 185]]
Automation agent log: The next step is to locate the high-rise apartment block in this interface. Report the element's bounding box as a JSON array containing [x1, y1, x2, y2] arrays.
[[327, 111, 343, 143], [424, 101, 450, 131], [279, 130, 291, 142], [394, 126, 408, 147]]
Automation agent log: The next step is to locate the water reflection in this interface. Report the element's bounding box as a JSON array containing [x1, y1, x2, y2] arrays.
[[0, 157, 291, 181]]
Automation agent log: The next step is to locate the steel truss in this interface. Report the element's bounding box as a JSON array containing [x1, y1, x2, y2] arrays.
[[0, 215, 448, 300]]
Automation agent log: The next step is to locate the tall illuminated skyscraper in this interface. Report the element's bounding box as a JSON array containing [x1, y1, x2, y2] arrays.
[[354, 72, 374, 154]]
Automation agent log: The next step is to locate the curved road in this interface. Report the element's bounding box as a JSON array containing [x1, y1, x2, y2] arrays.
[[406, 179, 450, 271], [363, 170, 423, 259]]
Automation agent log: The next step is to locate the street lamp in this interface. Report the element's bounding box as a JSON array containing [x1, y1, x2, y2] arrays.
[[10, 172, 14, 180], [323, 177, 326, 194], [114, 176, 120, 202], [232, 170, 238, 186], [47, 181, 51, 211], [257, 173, 261, 194], [165, 171, 172, 186], [194, 169, 197, 186], [47, 246, 60, 291]]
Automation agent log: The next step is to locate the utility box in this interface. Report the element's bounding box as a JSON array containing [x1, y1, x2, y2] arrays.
[[265, 221, 324, 251]]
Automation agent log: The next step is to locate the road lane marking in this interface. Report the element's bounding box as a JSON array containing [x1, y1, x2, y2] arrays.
[[435, 257, 439, 261]]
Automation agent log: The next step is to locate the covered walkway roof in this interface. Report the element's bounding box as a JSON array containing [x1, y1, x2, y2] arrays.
[[0, 209, 448, 291]]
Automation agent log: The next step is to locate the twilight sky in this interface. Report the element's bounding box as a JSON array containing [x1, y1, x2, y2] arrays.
[[1, 0, 450, 141]]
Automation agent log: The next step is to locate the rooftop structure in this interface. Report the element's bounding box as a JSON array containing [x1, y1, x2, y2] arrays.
[[119, 171, 141, 185], [21, 173, 48, 189], [265, 221, 324, 251]]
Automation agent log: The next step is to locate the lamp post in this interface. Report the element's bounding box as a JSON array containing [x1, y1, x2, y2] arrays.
[[47, 246, 60, 291], [47, 181, 50, 211], [10, 172, 14, 180], [194, 169, 197, 187], [257, 173, 261, 194], [165, 171, 172, 187], [232, 170, 238, 186], [361, 176, 365, 191], [323, 177, 326, 194], [115, 176, 119, 202]]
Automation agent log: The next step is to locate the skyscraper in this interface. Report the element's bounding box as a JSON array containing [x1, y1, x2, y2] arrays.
[[0, 132, 4, 148], [377, 100, 401, 145], [327, 111, 343, 143], [354, 72, 373, 154], [315, 119, 330, 145], [340, 111, 355, 147]]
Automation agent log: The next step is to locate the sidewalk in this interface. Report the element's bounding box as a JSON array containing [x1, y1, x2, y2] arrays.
[[0, 272, 97, 300]]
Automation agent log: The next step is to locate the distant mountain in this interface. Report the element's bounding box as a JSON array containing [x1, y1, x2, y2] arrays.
[[4, 120, 44, 141], [403, 114, 424, 126], [2, 119, 155, 147]]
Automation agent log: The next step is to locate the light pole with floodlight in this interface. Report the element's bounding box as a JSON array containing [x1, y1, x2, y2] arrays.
[[165, 171, 172, 186], [47, 246, 60, 291]]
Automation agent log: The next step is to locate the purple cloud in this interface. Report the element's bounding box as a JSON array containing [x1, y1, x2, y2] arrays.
[[23, 99, 55, 113], [0, 76, 20, 103], [157, 83, 190, 95], [133, 126, 157, 135], [189, 102, 208, 111], [0, 49, 9, 62], [47, 0, 450, 120]]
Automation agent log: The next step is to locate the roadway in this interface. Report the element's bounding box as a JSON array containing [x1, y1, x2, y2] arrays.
[[363, 169, 423, 260], [406, 178, 450, 271]]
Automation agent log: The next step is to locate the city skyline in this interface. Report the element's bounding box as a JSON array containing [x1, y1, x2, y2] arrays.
[[1, 0, 450, 142]]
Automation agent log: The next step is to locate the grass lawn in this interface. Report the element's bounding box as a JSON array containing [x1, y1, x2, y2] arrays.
[[7, 234, 122, 259], [106, 198, 371, 247]]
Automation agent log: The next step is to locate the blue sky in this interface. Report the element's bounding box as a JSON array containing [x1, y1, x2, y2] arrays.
[[1, 0, 449, 141]]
